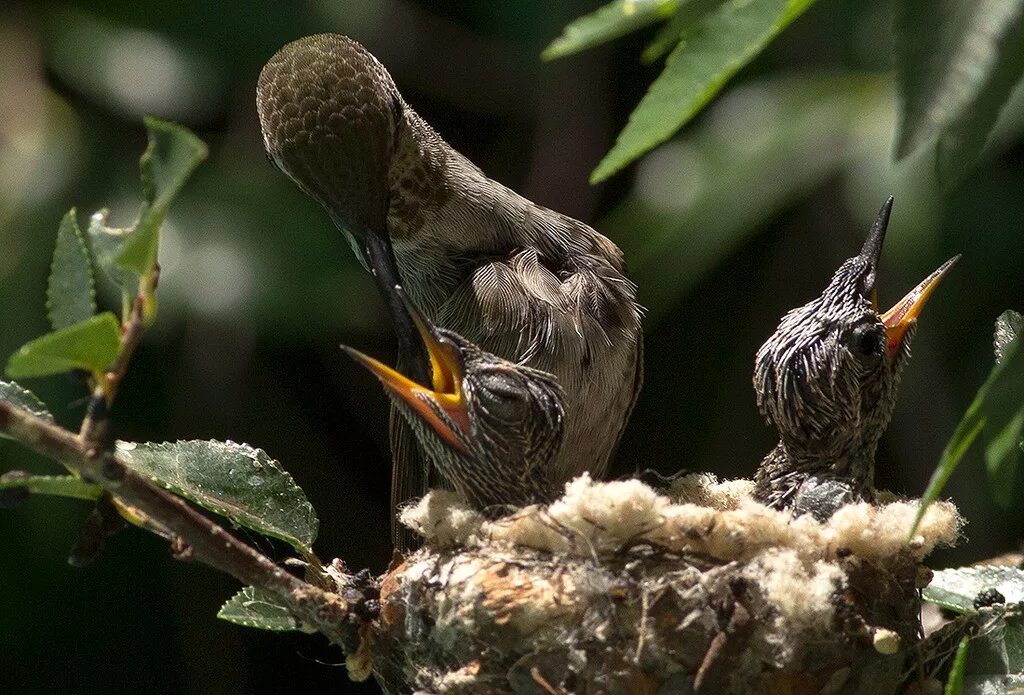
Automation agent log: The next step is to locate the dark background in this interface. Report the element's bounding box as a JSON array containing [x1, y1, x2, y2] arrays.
[[1, 1, 1021, 692]]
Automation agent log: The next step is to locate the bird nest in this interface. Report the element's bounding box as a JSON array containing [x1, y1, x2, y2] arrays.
[[348, 475, 962, 694]]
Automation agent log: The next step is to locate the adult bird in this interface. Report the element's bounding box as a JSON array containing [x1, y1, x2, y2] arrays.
[[344, 284, 565, 511], [256, 34, 643, 546], [753, 198, 958, 520]]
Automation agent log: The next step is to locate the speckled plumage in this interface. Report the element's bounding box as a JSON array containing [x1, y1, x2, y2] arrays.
[[390, 328, 565, 510], [753, 199, 919, 520], [257, 35, 643, 542]]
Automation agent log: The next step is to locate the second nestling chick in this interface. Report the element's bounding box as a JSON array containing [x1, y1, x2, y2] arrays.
[[753, 197, 958, 520], [344, 284, 565, 511]]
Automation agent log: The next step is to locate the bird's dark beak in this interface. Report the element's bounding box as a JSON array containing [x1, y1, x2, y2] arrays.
[[880, 255, 959, 356], [342, 286, 471, 453], [857, 196, 894, 305], [855, 196, 958, 356]]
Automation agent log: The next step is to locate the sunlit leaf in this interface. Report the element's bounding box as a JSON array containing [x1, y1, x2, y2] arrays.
[[894, 0, 1024, 170], [0, 381, 54, 434], [983, 316, 1024, 507], [913, 311, 1024, 531], [115, 440, 318, 552], [995, 310, 1023, 363], [543, 0, 679, 61], [945, 637, 969, 695], [217, 586, 304, 632], [924, 566, 1024, 614], [592, 0, 817, 182], [47, 209, 96, 330], [117, 117, 207, 275], [0, 474, 103, 502], [5, 313, 121, 380]]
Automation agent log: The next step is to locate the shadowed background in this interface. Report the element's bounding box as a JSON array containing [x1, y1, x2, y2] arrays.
[[1, 0, 1022, 692]]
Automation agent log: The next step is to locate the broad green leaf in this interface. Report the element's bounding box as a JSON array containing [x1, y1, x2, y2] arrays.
[[894, 0, 1024, 166], [913, 313, 1024, 531], [0, 381, 54, 432], [923, 566, 1024, 614], [217, 586, 303, 632], [6, 313, 121, 379], [591, 0, 817, 182], [995, 310, 1023, 363], [117, 117, 207, 275], [604, 73, 887, 323], [643, 10, 690, 63], [945, 637, 969, 695], [0, 474, 102, 501], [46, 209, 96, 330], [543, 0, 679, 61], [641, 0, 724, 63], [115, 440, 318, 552]]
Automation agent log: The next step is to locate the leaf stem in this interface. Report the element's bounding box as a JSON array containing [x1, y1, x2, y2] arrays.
[[78, 265, 158, 445]]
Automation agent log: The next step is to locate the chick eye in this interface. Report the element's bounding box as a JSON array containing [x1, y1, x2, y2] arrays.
[[845, 324, 883, 358], [478, 373, 528, 423]]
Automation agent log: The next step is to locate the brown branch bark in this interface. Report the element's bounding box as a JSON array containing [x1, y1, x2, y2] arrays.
[[0, 398, 351, 645]]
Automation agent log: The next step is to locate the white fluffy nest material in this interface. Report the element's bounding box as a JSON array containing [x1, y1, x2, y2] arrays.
[[399, 473, 963, 565]]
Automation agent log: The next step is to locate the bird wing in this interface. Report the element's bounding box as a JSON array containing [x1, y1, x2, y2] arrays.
[[611, 331, 644, 469], [388, 405, 427, 551]]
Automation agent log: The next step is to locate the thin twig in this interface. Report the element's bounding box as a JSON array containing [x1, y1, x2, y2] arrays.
[[79, 268, 157, 445], [0, 398, 352, 644]]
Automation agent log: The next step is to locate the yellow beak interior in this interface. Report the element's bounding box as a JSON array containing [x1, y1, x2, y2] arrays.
[[880, 255, 959, 356], [343, 309, 471, 453]]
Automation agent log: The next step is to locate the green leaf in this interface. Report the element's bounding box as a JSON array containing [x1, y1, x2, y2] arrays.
[[543, 0, 679, 61], [217, 586, 303, 632], [5, 313, 121, 379], [116, 117, 207, 275], [894, 0, 1024, 166], [945, 637, 969, 695], [115, 440, 318, 552], [913, 312, 1024, 532], [591, 0, 817, 182], [983, 317, 1024, 507], [962, 613, 1024, 688], [0, 474, 102, 501], [641, 0, 724, 63], [605, 73, 885, 323], [923, 566, 1024, 614], [46, 209, 96, 330], [0, 381, 54, 432], [995, 310, 1023, 363], [86, 209, 138, 292]]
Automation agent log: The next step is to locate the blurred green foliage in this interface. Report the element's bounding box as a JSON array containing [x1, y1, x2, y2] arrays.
[[1, 0, 1024, 693]]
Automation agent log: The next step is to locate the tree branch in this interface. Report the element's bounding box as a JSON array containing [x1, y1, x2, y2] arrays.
[[0, 398, 351, 644], [79, 269, 157, 445]]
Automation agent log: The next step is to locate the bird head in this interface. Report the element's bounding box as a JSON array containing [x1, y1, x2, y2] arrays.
[[343, 285, 565, 502], [753, 197, 958, 470], [256, 33, 400, 244]]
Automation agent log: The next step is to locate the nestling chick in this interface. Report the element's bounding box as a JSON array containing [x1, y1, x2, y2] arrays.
[[753, 197, 958, 520], [344, 285, 565, 511]]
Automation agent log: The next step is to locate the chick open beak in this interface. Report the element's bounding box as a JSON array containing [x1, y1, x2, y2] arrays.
[[342, 287, 471, 453], [880, 256, 959, 356]]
